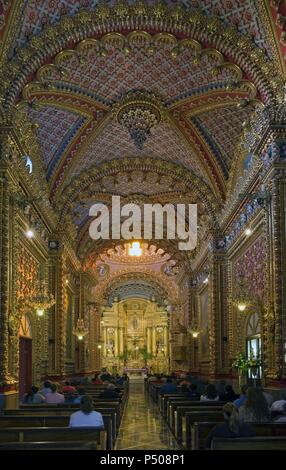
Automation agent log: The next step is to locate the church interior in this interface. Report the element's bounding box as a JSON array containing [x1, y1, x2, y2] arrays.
[[1, 0, 286, 452]]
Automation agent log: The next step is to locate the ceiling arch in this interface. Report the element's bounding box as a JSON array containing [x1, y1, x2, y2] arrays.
[[91, 268, 180, 306], [2, 4, 278, 108], [57, 157, 220, 256], [0, 3, 281, 208]]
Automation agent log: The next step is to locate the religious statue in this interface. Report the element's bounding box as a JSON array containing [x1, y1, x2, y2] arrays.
[[132, 316, 138, 330]]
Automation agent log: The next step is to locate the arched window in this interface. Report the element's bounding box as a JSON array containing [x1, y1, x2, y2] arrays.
[[246, 312, 261, 379], [19, 315, 32, 338]]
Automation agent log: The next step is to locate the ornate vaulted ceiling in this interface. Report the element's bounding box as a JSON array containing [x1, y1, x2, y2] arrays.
[[10, 1, 273, 55], [0, 0, 284, 275]]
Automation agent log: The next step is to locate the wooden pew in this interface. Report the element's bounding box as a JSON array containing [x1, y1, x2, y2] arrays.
[[168, 401, 224, 432], [0, 441, 98, 450], [159, 394, 187, 416], [1, 407, 119, 446], [175, 408, 223, 445], [0, 427, 107, 449], [0, 414, 114, 450], [211, 436, 286, 450], [17, 402, 121, 425], [191, 422, 286, 450]]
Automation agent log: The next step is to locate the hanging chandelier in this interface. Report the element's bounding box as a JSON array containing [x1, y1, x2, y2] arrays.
[[27, 271, 55, 316], [232, 274, 256, 312], [73, 318, 89, 341], [187, 320, 201, 338], [128, 241, 142, 257], [112, 90, 165, 150]]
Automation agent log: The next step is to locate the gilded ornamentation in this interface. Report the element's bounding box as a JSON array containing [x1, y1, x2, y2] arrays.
[[0, 4, 280, 113], [112, 90, 165, 150]]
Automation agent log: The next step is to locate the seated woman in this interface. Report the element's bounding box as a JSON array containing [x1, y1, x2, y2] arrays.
[[45, 383, 65, 404], [200, 384, 219, 402], [23, 386, 45, 404], [205, 402, 255, 449], [239, 387, 270, 423], [69, 395, 104, 427], [219, 384, 238, 402], [62, 381, 76, 393]]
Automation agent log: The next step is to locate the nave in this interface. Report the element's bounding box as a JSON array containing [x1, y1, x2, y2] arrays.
[[2, 0, 286, 452], [115, 383, 178, 450]]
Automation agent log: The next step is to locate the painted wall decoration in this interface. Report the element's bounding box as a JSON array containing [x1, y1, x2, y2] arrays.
[[233, 235, 266, 299]]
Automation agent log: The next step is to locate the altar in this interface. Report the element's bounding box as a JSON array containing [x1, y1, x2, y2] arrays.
[[124, 368, 148, 382]]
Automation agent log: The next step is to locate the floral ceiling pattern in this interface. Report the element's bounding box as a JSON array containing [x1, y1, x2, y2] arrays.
[[69, 120, 204, 182], [14, 0, 271, 57], [191, 105, 253, 177], [28, 104, 85, 174], [39, 45, 237, 105]]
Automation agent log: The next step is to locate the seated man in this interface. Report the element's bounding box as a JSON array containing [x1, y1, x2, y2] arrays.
[[69, 395, 104, 427], [159, 378, 177, 394]]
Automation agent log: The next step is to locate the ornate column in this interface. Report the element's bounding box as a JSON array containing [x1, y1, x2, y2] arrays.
[[147, 327, 151, 354], [94, 308, 101, 370], [262, 153, 286, 379], [209, 235, 229, 375], [88, 304, 97, 372], [54, 253, 67, 377], [242, 101, 286, 381], [0, 155, 11, 386], [114, 327, 119, 357], [119, 327, 124, 355], [152, 327, 156, 356], [103, 327, 107, 358], [188, 280, 198, 371], [163, 326, 168, 356]]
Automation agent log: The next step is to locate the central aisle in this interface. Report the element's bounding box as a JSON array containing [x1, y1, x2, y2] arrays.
[[115, 383, 179, 450]]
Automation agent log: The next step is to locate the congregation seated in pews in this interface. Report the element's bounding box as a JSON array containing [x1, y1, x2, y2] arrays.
[[0, 368, 129, 450], [147, 371, 286, 450]]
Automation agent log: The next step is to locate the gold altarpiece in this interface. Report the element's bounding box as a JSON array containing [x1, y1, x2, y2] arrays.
[[101, 298, 169, 374]]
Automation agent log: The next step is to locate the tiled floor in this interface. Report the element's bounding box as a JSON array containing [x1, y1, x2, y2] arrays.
[[115, 383, 179, 450]]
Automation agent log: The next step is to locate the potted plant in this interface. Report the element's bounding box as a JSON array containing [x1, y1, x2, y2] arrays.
[[139, 346, 153, 366]]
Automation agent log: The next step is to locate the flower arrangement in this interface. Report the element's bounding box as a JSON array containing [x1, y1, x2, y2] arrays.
[[232, 351, 262, 385], [232, 353, 249, 373]]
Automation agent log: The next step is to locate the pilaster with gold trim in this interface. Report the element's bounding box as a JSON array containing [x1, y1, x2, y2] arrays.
[[0, 149, 12, 385]]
